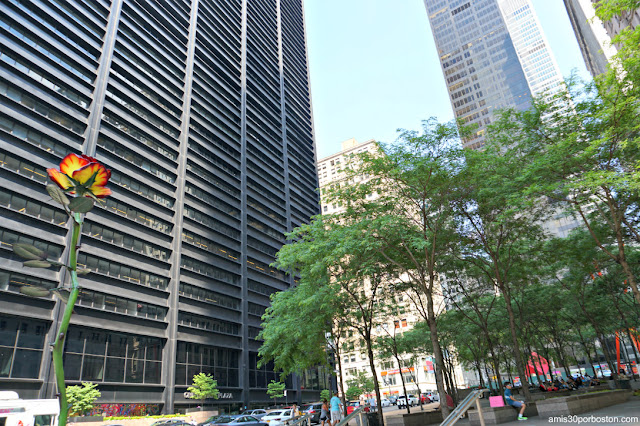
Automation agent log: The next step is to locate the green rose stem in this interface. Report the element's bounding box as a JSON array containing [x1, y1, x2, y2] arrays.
[[52, 212, 83, 426]]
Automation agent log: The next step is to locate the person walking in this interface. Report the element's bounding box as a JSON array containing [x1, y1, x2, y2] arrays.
[[504, 382, 527, 421], [330, 392, 343, 426], [320, 399, 330, 426]]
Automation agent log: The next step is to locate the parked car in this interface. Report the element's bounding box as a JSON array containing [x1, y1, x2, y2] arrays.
[[243, 410, 269, 419], [301, 403, 323, 424], [387, 395, 398, 405], [425, 392, 439, 402], [261, 409, 295, 426], [380, 398, 391, 407], [204, 415, 266, 426], [152, 420, 186, 426], [420, 394, 431, 404], [396, 395, 418, 407]]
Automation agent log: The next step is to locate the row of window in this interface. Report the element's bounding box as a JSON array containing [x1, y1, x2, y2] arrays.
[[0, 227, 63, 262], [82, 221, 169, 261], [185, 184, 240, 219], [0, 271, 56, 295], [0, 112, 77, 159], [181, 256, 239, 285], [97, 134, 176, 184], [76, 288, 167, 320], [179, 282, 240, 310], [184, 206, 240, 240], [0, 51, 90, 108], [110, 169, 175, 208], [0, 16, 95, 83], [77, 253, 169, 290], [0, 188, 68, 226], [0, 80, 86, 135], [0, 151, 51, 184], [100, 197, 172, 234], [182, 230, 240, 263], [106, 88, 180, 139], [178, 312, 240, 336]]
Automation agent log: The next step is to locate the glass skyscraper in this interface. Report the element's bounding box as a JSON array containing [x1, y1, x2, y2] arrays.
[[423, 0, 562, 149], [0, 0, 324, 413]]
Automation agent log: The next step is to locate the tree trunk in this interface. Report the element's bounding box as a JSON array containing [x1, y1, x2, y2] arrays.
[[501, 288, 531, 400], [426, 289, 451, 417], [335, 344, 347, 417], [365, 338, 385, 426], [394, 353, 411, 415]]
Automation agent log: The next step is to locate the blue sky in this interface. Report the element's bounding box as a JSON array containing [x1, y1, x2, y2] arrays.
[[304, 0, 592, 159]]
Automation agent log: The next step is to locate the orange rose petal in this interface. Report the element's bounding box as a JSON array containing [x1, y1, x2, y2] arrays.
[[71, 163, 101, 186], [91, 164, 110, 187], [59, 153, 90, 176], [47, 168, 72, 189], [88, 186, 111, 198]]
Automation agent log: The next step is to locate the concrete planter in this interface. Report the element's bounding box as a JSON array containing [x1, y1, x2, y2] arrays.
[[401, 410, 443, 426], [535, 389, 631, 417]]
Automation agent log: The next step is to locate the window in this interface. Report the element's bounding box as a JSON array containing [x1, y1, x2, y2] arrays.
[[0, 315, 48, 379], [63, 327, 163, 383], [175, 342, 239, 387]]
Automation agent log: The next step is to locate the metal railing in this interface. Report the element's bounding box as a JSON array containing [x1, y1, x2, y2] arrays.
[[440, 390, 485, 426], [284, 413, 312, 426], [336, 404, 370, 426]]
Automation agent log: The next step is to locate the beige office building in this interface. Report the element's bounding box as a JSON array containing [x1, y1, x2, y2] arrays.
[[317, 138, 478, 399]]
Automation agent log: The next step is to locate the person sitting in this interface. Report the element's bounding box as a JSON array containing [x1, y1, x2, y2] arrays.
[[546, 381, 558, 391], [539, 382, 547, 392]]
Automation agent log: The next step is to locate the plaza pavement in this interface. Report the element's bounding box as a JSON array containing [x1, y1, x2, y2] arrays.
[[381, 396, 640, 425]]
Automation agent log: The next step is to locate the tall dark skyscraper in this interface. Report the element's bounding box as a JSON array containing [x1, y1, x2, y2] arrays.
[[0, 0, 324, 413]]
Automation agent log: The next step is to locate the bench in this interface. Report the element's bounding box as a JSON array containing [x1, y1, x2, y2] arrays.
[[468, 402, 537, 425]]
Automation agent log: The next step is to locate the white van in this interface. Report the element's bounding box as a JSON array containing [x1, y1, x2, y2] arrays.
[[0, 391, 59, 426]]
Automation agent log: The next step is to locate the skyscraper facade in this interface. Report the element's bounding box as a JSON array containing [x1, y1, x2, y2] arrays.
[[422, 0, 562, 149], [0, 0, 323, 414], [563, 0, 617, 77]]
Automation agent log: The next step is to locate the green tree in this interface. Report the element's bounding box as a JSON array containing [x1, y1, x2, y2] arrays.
[[345, 386, 362, 401], [187, 373, 219, 410], [66, 382, 101, 417], [347, 371, 375, 395], [320, 389, 332, 402], [325, 119, 465, 416], [273, 216, 393, 425], [267, 380, 286, 406]]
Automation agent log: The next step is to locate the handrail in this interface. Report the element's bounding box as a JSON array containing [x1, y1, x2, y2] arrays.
[[335, 404, 369, 426], [440, 390, 485, 426], [284, 413, 312, 426]]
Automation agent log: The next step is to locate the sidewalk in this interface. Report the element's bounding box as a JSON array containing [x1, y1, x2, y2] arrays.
[[492, 397, 640, 425], [381, 397, 640, 425]]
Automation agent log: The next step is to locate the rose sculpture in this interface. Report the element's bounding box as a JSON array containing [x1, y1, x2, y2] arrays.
[[13, 153, 111, 426]]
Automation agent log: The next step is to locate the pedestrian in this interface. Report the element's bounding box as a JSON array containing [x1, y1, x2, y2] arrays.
[[320, 399, 330, 426], [330, 392, 343, 426], [503, 381, 527, 421]]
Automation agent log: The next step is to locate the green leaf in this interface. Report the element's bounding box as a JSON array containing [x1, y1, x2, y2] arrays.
[[69, 197, 94, 213], [19, 286, 51, 297], [46, 184, 70, 206], [13, 243, 46, 260], [23, 260, 52, 268], [51, 288, 71, 304]]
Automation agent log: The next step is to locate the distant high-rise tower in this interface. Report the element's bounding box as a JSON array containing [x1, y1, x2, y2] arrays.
[[0, 0, 322, 413], [564, 0, 638, 77], [423, 0, 563, 149]]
